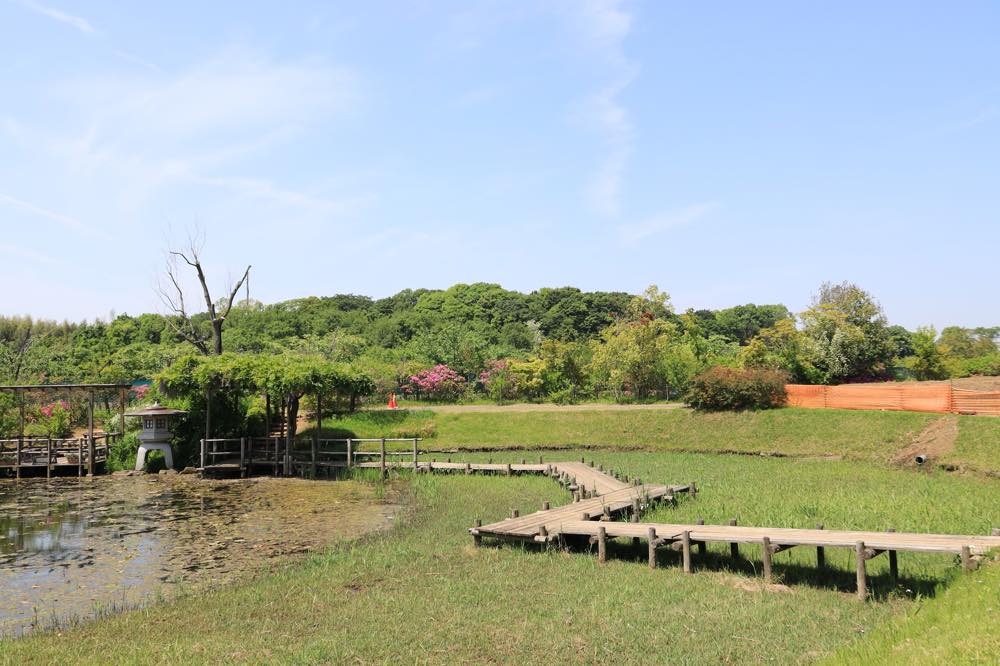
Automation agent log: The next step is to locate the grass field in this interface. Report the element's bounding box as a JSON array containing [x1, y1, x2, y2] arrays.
[[946, 415, 1000, 474], [320, 406, 938, 460], [4, 451, 998, 664]]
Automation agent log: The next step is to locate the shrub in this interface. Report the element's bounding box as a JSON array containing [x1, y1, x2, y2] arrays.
[[403, 364, 466, 401], [685, 366, 788, 411]]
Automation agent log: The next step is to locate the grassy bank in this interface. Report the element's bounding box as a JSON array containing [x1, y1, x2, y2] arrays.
[[946, 415, 1000, 474], [825, 559, 1000, 664], [320, 406, 934, 458], [4, 452, 998, 664]]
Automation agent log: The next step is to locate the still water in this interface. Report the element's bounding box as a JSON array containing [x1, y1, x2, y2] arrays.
[[0, 475, 401, 637]]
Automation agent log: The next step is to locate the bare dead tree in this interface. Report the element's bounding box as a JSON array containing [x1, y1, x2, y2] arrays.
[[156, 235, 251, 356]]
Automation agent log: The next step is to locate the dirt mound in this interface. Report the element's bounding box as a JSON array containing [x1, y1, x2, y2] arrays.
[[891, 416, 958, 466]]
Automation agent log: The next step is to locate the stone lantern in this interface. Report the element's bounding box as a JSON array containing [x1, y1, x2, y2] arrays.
[[126, 403, 187, 471]]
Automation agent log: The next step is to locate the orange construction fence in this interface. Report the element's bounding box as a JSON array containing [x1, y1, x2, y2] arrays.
[[786, 383, 1000, 416]]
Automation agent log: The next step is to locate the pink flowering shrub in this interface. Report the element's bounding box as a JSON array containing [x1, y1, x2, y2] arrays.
[[35, 400, 72, 438], [479, 360, 515, 402], [403, 364, 465, 401]]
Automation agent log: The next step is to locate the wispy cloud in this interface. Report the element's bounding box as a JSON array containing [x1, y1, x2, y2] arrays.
[[0, 191, 91, 234], [18, 0, 95, 34], [567, 0, 638, 218], [619, 202, 720, 246], [0, 242, 57, 265]]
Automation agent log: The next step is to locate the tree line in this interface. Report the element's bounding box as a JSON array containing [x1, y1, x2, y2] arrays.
[[2, 280, 997, 407]]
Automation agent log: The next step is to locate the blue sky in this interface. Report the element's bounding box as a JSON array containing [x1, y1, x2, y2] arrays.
[[1, 1, 997, 329]]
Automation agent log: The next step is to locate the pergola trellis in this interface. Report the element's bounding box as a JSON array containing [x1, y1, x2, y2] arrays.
[[0, 383, 132, 476]]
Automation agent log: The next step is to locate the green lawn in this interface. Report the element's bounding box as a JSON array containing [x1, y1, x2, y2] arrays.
[[321, 407, 934, 460], [5, 452, 998, 664], [945, 415, 1000, 474]]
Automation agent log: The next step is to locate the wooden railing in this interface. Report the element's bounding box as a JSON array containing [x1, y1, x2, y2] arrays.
[[0, 433, 114, 477], [200, 437, 423, 478]]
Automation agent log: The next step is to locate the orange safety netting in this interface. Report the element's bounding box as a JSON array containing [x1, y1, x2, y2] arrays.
[[786, 382, 1000, 415]]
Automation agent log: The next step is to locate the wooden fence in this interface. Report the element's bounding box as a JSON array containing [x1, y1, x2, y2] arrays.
[[786, 383, 1000, 416]]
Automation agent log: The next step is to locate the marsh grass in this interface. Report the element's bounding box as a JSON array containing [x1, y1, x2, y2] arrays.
[[4, 452, 997, 664]]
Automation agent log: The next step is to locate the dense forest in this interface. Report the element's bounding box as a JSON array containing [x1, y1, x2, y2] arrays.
[[2, 281, 997, 407]]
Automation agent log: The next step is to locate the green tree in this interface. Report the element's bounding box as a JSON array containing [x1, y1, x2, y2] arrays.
[[799, 282, 893, 383], [910, 327, 949, 380]]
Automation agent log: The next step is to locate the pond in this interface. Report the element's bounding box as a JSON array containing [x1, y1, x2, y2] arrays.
[[0, 474, 402, 637]]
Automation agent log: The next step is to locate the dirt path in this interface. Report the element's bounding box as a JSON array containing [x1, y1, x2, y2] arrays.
[[395, 402, 686, 414], [891, 416, 959, 466]]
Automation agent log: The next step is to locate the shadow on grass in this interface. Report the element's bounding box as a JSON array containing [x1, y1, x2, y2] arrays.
[[480, 535, 943, 600]]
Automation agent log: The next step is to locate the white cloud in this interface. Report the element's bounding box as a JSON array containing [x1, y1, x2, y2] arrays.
[[18, 0, 95, 34], [619, 202, 720, 246], [0, 191, 92, 234], [566, 0, 638, 218]]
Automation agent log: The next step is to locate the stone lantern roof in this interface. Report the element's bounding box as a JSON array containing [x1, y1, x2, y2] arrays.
[[125, 402, 187, 417]]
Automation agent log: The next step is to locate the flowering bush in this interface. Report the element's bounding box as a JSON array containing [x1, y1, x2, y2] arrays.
[[403, 364, 466, 401], [479, 360, 515, 403], [685, 367, 787, 411], [35, 400, 72, 438]]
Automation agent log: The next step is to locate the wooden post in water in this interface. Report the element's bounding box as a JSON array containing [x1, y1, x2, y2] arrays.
[[887, 528, 898, 585], [380, 437, 386, 479], [762, 537, 773, 583], [681, 531, 692, 573], [597, 526, 607, 564], [14, 436, 21, 480], [696, 518, 706, 556], [648, 528, 657, 569], [77, 437, 83, 477], [46, 437, 52, 479], [87, 389, 95, 476], [729, 519, 739, 559], [856, 541, 868, 601], [816, 524, 826, 569]]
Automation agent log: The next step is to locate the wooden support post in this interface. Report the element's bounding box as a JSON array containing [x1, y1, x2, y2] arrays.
[[77, 437, 83, 477], [87, 389, 95, 476], [465, 462, 472, 475], [597, 526, 607, 564], [380, 437, 386, 479], [538, 525, 548, 541], [696, 518, 706, 555], [762, 537, 773, 583], [412, 438, 418, 468], [118, 388, 126, 445], [15, 436, 21, 480], [538, 455, 543, 464], [631, 498, 640, 523], [346, 438, 352, 468], [856, 541, 868, 601], [200, 439, 206, 471], [887, 528, 898, 585], [961, 546, 974, 571], [816, 524, 826, 568], [729, 518, 739, 558], [46, 437, 52, 479], [682, 530, 692, 573], [474, 518, 482, 546], [240, 437, 247, 477], [511, 508, 519, 519], [505, 463, 512, 477], [689, 481, 697, 499], [648, 528, 657, 569], [542, 501, 550, 511]]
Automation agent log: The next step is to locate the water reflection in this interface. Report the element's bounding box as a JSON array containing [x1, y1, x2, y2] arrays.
[[0, 475, 400, 637]]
